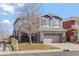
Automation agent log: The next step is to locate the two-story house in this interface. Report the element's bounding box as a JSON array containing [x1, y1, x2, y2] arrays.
[[63, 17, 79, 42], [13, 14, 66, 43]]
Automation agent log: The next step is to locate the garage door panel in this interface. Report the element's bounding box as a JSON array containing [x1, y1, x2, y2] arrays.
[[44, 35, 60, 43]]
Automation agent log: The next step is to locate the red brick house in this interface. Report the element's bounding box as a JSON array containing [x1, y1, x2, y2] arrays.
[[63, 17, 79, 42]]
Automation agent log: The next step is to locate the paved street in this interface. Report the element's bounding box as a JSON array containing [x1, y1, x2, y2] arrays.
[[2, 51, 79, 56]]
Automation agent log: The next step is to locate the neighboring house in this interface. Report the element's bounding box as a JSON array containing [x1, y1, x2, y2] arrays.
[[13, 14, 66, 43], [63, 17, 79, 42]]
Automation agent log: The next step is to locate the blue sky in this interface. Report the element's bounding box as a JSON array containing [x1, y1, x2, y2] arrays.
[[0, 3, 79, 34], [42, 3, 79, 18]]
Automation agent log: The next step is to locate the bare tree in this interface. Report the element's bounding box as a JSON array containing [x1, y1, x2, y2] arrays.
[[0, 22, 2, 38], [15, 3, 41, 44], [0, 21, 10, 51], [0, 22, 4, 40]]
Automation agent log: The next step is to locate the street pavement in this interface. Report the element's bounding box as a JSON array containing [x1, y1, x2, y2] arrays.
[[2, 51, 79, 56]]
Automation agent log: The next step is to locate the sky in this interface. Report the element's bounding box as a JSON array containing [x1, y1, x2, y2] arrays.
[[0, 3, 79, 34]]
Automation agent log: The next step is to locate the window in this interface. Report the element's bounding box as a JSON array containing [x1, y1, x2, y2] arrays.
[[51, 19, 60, 28], [41, 18, 49, 27], [76, 22, 79, 26]]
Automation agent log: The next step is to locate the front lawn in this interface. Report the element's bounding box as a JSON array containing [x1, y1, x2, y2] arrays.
[[18, 43, 59, 51]]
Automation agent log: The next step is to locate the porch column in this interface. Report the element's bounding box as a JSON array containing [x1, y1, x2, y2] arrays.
[[40, 32, 44, 43], [77, 32, 79, 40], [62, 32, 66, 43], [18, 31, 21, 43]]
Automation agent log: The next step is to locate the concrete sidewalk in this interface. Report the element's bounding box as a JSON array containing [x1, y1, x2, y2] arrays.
[[48, 43, 79, 51], [0, 49, 63, 55], [0, 43, 79, 55]]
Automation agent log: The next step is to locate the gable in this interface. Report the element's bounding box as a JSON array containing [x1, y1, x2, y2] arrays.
[[63, 20, 75, 29]]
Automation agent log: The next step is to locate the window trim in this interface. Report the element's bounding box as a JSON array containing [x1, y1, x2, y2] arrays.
[[41, 18, 50, 27], [51, 19, 60, 28]]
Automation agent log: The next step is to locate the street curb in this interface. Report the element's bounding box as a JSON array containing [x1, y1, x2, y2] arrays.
[[1, 49, 79, 55], [0, 49, 63, 55]]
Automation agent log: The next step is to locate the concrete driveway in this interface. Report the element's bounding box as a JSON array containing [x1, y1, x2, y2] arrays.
[[48, 43, 79, 51]]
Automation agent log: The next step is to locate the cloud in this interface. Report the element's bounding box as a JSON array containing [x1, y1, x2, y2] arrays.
[[0, 4, 15, 14], [3, 19, 10, 24], [17, 3, 25, 7]]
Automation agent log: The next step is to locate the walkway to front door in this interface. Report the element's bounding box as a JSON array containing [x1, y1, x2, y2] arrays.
[[48, 43, 79, 51]]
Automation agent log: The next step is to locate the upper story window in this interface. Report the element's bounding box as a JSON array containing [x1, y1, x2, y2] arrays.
[[51, 19, 60, 28], [41, 18, 50, 27]]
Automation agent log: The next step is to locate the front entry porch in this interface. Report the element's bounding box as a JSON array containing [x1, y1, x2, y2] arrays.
[[71, 31, 79, 43]]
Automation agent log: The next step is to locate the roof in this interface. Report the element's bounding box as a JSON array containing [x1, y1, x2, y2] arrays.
[[71, 26, 79, 31], [0, 37, 9, 43], [13, 16, 25, 25], [42, 14, 63, 20], [13, 14, 63, 25], [63, 16, 79, 22], [13, 15, 40, 25]]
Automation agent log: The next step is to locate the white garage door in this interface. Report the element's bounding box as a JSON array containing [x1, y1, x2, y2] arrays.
[[44, 35, 60, 43]]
